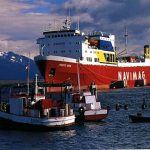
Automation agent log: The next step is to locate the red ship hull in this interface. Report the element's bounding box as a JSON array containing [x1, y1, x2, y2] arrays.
[[84, 113, 108, 122], [36, 59, 150, 91]]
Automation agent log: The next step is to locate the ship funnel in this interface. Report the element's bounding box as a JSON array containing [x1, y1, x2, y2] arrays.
[[144, 45, 150, 59]]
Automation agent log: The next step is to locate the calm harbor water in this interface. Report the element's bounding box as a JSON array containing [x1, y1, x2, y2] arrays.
[[0, 87, 150, 150]]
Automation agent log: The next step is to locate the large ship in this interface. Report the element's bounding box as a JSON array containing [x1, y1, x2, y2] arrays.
[[34, 17, 150, 91]]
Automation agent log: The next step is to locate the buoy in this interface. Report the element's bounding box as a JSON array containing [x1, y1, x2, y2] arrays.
[[78, 107, 85, 115], [107, 106, 110, 111], [115, 104, 120, 111], [141, 98, 147, 110], [78, 107, 85, 122], [124, 104, 128, 110], [142, 103, 146, 110]]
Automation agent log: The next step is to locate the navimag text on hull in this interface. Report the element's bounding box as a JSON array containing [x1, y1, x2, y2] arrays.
[[34, 17, 150, 91]]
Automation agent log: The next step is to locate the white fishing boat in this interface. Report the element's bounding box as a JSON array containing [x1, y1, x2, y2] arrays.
[[0, 75, 75, 131]]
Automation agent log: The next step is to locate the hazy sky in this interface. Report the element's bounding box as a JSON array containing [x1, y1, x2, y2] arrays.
[[0, 0, 150, 58]]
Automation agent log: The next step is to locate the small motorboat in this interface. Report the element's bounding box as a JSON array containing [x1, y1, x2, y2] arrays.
[[129, 112, 150, 123], [0, 75, 75, 131], [66, 91, 108, 122]]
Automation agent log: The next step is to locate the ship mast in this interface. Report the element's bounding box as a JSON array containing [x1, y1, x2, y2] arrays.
[[77, 59, 81, 93], [124, 26, 128, 54], [117, 26, 129, 57], [35, 74, 38, 101], [63, 8, 71, 30], [26, 53, 30, 96], [76, 16, 80, 30]]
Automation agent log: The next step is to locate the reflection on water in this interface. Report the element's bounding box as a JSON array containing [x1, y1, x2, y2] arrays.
[[0, 87, 150, 149], [56, 129, 77, 138]]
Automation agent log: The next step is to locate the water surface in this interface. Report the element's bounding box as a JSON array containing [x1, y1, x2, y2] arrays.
[[0, 87, 150, 149]]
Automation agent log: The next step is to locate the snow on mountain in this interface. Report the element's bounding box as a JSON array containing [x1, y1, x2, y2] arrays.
[[0, 51, 41, 80], [0, 51, 6, 57]]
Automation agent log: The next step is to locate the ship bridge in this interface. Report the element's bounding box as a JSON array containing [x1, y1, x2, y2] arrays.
[[37, 29, 85, 60], [81, 31, 117, 65]]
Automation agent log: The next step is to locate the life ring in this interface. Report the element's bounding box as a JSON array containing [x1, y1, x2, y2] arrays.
[[78, 107, 85, 115]]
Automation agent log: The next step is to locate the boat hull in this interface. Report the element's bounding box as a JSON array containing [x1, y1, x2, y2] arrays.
[[35, 56, 150, 91], [84, 113, 108, 122], [0, 111, 75, 131], [129, 115, 150, 123], [75, 109, 108, 122]]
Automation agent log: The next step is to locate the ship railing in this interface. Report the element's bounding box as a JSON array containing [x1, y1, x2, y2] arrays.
[[85, 31, 111, 37]]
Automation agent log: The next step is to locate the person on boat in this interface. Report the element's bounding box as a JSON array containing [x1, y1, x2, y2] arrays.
[[89, 82, 97, 98], [64, 81, 73, 100], [64, 81, 72, 93]]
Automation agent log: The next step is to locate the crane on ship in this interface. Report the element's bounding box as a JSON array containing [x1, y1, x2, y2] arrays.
[[117, 26, 128, 57]]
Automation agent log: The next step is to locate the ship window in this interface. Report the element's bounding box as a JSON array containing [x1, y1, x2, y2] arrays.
[[58, 35, 60, 37], [112, 54, 114, 62], [94, 58, 99, 62], [61, 35, 63, 37], [86, 57, 92, 62], [80, 57, 83, 60], [68, 34, 70, 37], [55, 35, 57, 37], [106, 54, 109, 61], [61, 50, 65, 53], [54, 51, 57, 54], [49, 68, 56, 76]]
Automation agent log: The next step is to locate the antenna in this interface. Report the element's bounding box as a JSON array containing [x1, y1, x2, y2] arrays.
[[76, 16, 80, 30], [26, 52, 30, 96], [63, 8, 71, 30], [124, 26, 128, 54], [35, 74, 38, 101], [77, 59, 81, 93]]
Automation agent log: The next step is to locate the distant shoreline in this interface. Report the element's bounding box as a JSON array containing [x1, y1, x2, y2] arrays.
[[0, 80, 26, 87]]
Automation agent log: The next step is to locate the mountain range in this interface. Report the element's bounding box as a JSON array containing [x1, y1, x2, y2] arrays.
[[0, 51, 41, 80]]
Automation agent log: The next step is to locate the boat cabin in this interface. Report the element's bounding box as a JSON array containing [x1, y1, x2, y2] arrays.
[[66, 91, 101, 111]]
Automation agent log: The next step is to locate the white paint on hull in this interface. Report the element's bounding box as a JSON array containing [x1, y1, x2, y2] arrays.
[[0, 111, 75, 127]]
